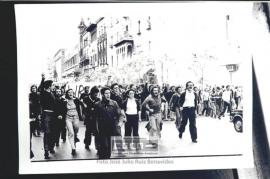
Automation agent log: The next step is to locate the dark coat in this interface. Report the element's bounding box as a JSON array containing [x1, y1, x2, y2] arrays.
[[110, 92, 123, 107], [84, 96, 100, 121], [54, 96, 66, 118], [178, 91, 198, 109], [29, 92, 41, 118], [95, 99, 121, 136], [169, 93, 180, 112], [63, 98, 84, 121]]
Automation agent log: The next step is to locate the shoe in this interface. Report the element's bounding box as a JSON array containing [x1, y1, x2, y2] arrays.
[[71, 149, 76, 156], [49, 149, 55, 154], [85, 145, 90, 150], [218, 116, 221, 119], [62, 138, 66, 143], [30, 150, 34, 159], [56, 143, 59, 147], [179, 132, 182, 139], [44, 152, 50, 159], [192, 140, 198, 143]]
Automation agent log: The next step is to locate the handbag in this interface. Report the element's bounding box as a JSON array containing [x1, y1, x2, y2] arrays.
[[145, 122, 151, 131]]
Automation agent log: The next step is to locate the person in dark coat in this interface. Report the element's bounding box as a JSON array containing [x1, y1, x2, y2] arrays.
[[53, 88, 66, 146], [169, 86, 183, 125], [141, 83, 150, 121], [95, 87, 122, 159], [177, 81, 198, 143], [38, 74, 56, 159], [63, 89, 85, 155], [29, 84, 41, 159], [80, 86, 90, 121], [110, 83, 126, 136], [29, 85, 41, 137], [83, 86, 100, 151]]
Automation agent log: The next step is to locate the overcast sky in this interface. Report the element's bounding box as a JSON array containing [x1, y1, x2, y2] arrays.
[[15, 2, 253, 84]]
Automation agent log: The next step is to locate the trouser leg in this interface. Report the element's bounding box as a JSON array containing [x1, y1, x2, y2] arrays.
[[179, 109, 189, 134], [60, 120, 66, 141], [188, 108, 197, 141], [84, 122, 92, 146], [42, 112, 53, 154], [66, 119, 75, 149], [99, 135, 111, 159]]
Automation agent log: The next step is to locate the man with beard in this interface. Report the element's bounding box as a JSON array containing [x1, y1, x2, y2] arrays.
[[38, 74, 57, 159], [80, 86, 90, 121], [177, 81, 198, 143], [83, 86, 100, 152], [142, 85, 166, 146], [53, 88, 66, 146], [95, 87, 122, 159]]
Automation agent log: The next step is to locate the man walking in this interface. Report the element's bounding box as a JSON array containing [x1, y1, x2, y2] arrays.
[[95, 87, 122, 159], [54, 88, 66, 146], [177, 81, 198, 143], [218, 85, 232, 119], [39, 74, 57, 159], [83, 86, 100, 151]]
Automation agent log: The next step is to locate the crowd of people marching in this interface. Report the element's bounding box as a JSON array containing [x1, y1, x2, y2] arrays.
[[29, 74, 243, 160]]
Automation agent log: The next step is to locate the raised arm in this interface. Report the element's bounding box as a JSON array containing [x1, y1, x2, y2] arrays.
[[38, 73, 45, 93]]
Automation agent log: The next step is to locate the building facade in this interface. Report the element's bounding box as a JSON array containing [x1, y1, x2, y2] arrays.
[[62, 44, 80, 81], [52, 49, 65, 82]]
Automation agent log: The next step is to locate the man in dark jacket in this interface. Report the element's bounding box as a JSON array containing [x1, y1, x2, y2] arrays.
[[80, 86, 90, 121], [38, 74, 57, 159], [177, 81, 198, 143], [95, 87, 121, 159], [83, 86, 100, 151], [110, 83, 126, 136], [53, 88, 66, 146]]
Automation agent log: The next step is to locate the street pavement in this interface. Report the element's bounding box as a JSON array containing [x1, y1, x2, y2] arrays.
[[31, 115, 244, 161]]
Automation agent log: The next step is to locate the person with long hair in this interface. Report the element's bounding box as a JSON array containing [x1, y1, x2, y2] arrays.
[[142, 85, 166, 146], [29, 84, 41, 159], [29, 85, 41, 137], [63, 89, 85, 155]]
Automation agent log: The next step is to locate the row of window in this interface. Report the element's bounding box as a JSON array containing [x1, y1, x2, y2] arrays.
[[64, 56, 78, 70]]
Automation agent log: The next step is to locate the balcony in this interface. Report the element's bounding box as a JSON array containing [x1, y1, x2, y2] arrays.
[[114, 31, 133, 47], [86, 23, 97, 32]]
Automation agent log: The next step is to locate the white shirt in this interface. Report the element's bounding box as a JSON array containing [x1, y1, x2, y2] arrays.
[[183, 91, 195, 107], [126, 98, 137, 115], [202, 91, 210, 101], [222, 90, 231, 103]]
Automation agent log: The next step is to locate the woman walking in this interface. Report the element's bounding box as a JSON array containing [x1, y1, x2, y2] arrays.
[[64, 89, 85, 155], [122, 89, 141, 136], [122, 89, 141, 150]]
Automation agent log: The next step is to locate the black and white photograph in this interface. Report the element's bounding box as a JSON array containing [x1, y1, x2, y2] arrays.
[[16, 2, 253, 174]]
